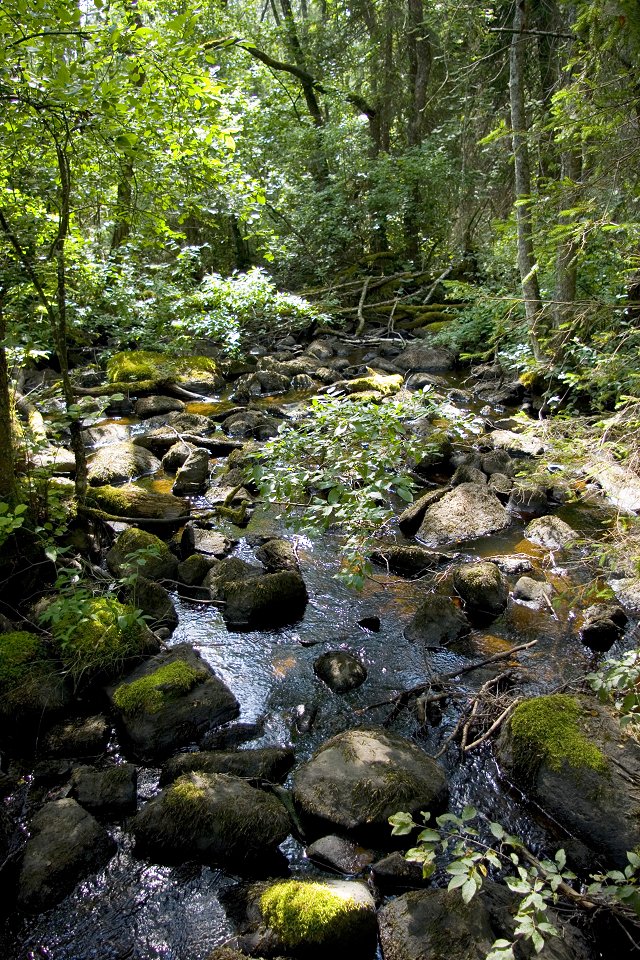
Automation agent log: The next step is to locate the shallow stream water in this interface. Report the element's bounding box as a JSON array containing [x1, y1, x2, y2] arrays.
[[3, 376, 635, 960]]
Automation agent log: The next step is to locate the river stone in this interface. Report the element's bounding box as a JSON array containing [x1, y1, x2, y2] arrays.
[[172, 447, 211, 495], [17, 798, 116, 911], [106, 527, 179, 581], [70, 763, 137, 817], [221, 571, 309, 630], [204, 557, 264, 601], [40, 714, 110, 758], [451, 464, 486, 486], [579, 604, 627, 651], [124, 575, 178, 632], [370, 545, 451, 578], [161, 440, 197, 472], [452, 561, 508, 624], [513, 576, 553, 604], [609, 578, 640, 611], [489, 428, 546, 457], [313, 651, 368, 694], [89, 484, 190, 521], [371, 850, 425, 890], [378, 884, 591, 960], [254, 538, 300, 572], [160, 747, 295, 786], [306, 835, 375, 875], [497, 695, 640, 867], [130, 771, 291, 868], [134, 395, 185, 419], [487, 472, 514, 497], [31, 445, 77, 474], [404, 595, 470, 647], [394, 345, 455, 372], [397, 488, 450, 535], [508, 483, 550, 518], [481, 449, 515, 478], [417, 483, 510, 547], [525, 515, 578, 550], [177, 552, 218, 586], [181, 522, 235, 559], [292, 728, 447, 840], [491, 555, 533, 575], [107, 644, 239, 762], [88, 442, 161, 486]]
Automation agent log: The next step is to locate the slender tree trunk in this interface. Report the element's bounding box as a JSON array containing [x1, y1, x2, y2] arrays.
[[509, 0, 543, 359], [0, 293, 18, 503], [406, 0, 431, 148]]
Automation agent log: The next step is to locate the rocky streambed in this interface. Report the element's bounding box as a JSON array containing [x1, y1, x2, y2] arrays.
[[2, 334, 640, 959]]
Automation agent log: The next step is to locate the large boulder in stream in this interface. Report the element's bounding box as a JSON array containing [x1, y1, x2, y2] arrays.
[[88, 483, 190, 522], [378, 884, 592, 960], [160, 747, 295, 786], [106, 526, 179, 581], [17, 798, 116, 911], [497, 694, 640, 867], [404, 595, 470, 648], [130, 771, 291, 869], [292, 728, 447, 841], [134, 395, 185, 419], [221, 571, 309, 630], [107, 644, 239, 761], [172, 447, 211, 495], [417, 483, 510, 547], [87, 441, 161, 486], [452, 561, 508, 624], [394, 345, 455, 373], [370, 544, 450, 578], [525, 515, 579, 550]]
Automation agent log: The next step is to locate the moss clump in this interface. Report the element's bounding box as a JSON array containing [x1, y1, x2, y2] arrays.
[[162, 774, 212, 839], [510, 695, 608, 782], [106, 351, 217, 385], [52, 596, 153, 681], [0, 632, 45, 691], [343, 371, 403, 397], [0, 631, 66, 716], [260, 880, 369, 949], [107, 527, 177, 580], [87, 484, 189, 521], [113, 659, 205, 715]]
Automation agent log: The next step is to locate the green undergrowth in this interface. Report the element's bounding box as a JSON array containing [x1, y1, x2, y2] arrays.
[[260, 879, 369, 949], [113, 659, 206, 715], [509, 694, 608, 781]]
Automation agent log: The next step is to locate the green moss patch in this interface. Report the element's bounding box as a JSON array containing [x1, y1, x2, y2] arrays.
[[0, 630, 66, 717], [343, 371, 403, 397], [260, 880, 369, 949], [106, 351, 217, 385], [113, 659, 206, 715], [510, 694, 608, 781], [0, 631, 46, 692]]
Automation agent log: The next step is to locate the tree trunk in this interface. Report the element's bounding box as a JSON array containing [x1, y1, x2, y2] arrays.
[[509, 0, 543, 359], [0, 294, 18, 503]]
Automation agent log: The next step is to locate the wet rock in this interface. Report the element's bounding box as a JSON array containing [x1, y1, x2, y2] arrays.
[[160, 747, 295, 786], [222, 571, 309, 631], [292, 728, 447, 840], [181, 523, 235, 560], [246, 878, 377, 958], [223, 408, 281, 439], [513, 576, 553, 604], [508, 483, 550, 518], [417, 483, 510, 547], [172, 447, 211, 495], [371, 545, 449, 579], [481, 449, 516, 478], [307, 340, 335, 361], [106, 527, 179, 581], [88, 484, 190, 521], [204, 557, 264, 601], [202, 720, 266, 750], [489, 428, 545, 457], [404, 595, 470, 648], [313, 651, 367, 694], [378, 883, 592, 960], [255, 538, 300, 572], [204, 483, 253, 508], [306, 835, 375, 875], [88, 441, 161, 486], [291, 373, 317, 391], [397, 488, 450, 535], [124, 575, 178, 632], [525, 515, 579, 550], [609, 578, 640, 611], [40, 714, 110, 759], [451, 464, 486, 486], [31, 446, 77, 474], [17, 798, 116, 911], [491, 555, 533, 575], [134, 395, 185, 419], [497, 694, 640, 867], [107, 644, 239, 762], [395, 345, 455, 373], [177, 552, 218, 586], [371, 851, 425, 890], [453, 561, 508, 624], [579, 604, 627, 651], [487, 472, 514, 497], [130, 771, 291, 869], [70, 763, 137, 817], [83, 422, 129, 447], [162, 441, 197, 473]]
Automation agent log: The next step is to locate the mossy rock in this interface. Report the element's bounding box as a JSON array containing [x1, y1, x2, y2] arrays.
[[497, 695, 640, 867], [88, 484, 190, 521], [452, 561, 508, 624], [51, 596, 160, 684], [0, 631, 69, 733], [340, 370, 403, 398], [160, 746, 295, 786], [130, 771, 291, 869], [106, 351, 219, 387], [113, 659, 207, 717], [256, 879, 376, 957], [106, 527, 179, 581], [222, 571, 309, 630], [87, 442, 161, 486]]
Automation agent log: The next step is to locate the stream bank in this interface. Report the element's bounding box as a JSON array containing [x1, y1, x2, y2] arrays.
[[1, 332, 640, 959]]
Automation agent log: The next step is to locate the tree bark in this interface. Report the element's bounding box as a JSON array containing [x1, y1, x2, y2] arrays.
[[0, 293, 18, 503], [509, 0, 544, 359]]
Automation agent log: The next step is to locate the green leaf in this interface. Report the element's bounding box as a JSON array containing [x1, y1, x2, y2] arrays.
[[461, 878, 478, 903]]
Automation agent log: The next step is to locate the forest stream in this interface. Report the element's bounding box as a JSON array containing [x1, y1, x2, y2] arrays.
[[2, 336, 640, 960]]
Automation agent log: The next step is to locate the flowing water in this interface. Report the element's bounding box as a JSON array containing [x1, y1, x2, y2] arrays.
[[3, 377, 635, 960]]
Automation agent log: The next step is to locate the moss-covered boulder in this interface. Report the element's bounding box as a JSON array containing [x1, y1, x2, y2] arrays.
[[0, 631, 69, 735], [130, 771, 291, 869], [525, 515, 579, 550], [255, 538, 300, 572], [87, 441, 161, 486], [335, 370, 403, 399], [134, 395, 185, 419], [124, 576, 178, 633], [160, 747, 295, 786], [17, 798, 116, 912], [222, 571, 309, 630], [106, 527, 179, 581], [181, 523, 235, 560], [249, 879, 377, 958], [417, 483, 510, 547], [106, 351, 221, 390], [292, 728, 447, 841], [107, 644, 239, 761], [452, 561, 508, 624], [88, 483, 190, 521], [50, 596, 159, 683], [403, 595, 470, 648], [497, 695, 640, 867], [370, 544, 450, 578], [396, 488, 449, 535]]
